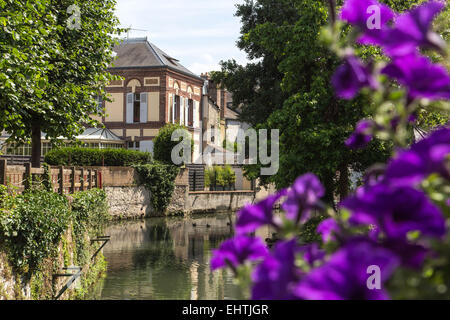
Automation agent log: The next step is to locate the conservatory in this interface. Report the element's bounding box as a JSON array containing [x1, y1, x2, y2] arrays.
[[0, 128, 126, 164]]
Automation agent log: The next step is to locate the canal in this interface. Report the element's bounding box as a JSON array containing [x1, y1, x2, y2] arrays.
[[88, 213, 266, 300]]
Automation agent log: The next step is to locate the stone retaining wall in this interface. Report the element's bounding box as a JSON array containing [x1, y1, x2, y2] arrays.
[[98, 166, 272, 219]]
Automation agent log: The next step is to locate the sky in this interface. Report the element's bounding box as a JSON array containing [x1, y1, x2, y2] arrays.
[[115, 0, 250, 75]]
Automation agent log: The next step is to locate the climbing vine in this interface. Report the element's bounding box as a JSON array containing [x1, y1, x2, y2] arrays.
[[134, 163, 180, 214]]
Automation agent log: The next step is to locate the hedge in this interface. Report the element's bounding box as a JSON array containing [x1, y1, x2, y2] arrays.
[[44, 147, 152, 166]]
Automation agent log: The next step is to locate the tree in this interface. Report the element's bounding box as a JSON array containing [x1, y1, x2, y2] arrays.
[[212, 0, 430, 203], [153, 123, 193, 165], [0, 0, 123, 167]]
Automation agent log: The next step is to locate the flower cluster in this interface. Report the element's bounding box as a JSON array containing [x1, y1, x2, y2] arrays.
[[333, 0, 450, 149], [211, 0, 449, 300]]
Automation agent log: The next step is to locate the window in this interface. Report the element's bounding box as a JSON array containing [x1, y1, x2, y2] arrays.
[[211, 126, 215, 143], [133, 93, 141, 123], [42, 143, 52, 156], [188, 99, 194, 127], [128, 141, 140, 151], [175, 95, 180, 123], [95, 96, 103, 112]]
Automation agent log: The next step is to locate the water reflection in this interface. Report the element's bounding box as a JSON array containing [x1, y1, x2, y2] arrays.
[[89, 213, 272, 300]]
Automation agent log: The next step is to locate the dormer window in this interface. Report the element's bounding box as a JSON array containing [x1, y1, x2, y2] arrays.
[[164, 55, 179, 66]]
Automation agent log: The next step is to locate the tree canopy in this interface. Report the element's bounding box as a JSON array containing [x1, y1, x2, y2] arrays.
[[0, 0, 123, 166], [212, 0, 445, 203]]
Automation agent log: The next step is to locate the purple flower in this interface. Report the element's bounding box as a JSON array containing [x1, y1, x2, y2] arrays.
[[251, 239, 301, 300], [211, 236, 268, 271], [317, 218, 340, 242], [332, 55, 378, 99], [236, 189, 287, 235], [340, 0, 395, 47], [299, 243, 326, 266], [341, 183, 446, 240], [381, 54, 450, 100], [294, 239, 399, 300], [345, 119, 374, 149], [340, 0, 395, 30], [383, 240, 428, 269], [282, 174, 325, 223], [385, 126, 450, 186], [382, 1, 446, 57]]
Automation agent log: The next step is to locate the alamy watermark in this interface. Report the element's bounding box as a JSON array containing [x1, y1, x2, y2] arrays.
[[171, 125, 280, 176], [67, 4, 81, 30], [366, 265, 382, 290], [366, 5, 382, 30]]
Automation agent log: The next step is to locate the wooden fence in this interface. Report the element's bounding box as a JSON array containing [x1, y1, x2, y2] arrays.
[[0, 159, 102, 195]]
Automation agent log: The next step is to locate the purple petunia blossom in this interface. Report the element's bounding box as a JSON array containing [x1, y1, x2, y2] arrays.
[[340, 0, 395, 31], [299, 243, 326, 266], [381, 1, 446, 57], [317, 218, 340, 242], [210, 236, 268, 271], [340, 0, 395, 47], [385, 126, 450, 186], [282, 174, 325, 223], [332, 55, 378, 99], [341, 183, 446, 240], [381, 54, 450, 100], [383, 240, 429, 269], [236, 189, 287, 235], [345, 119, 374, 149], [251, 239, 301, 300], [295, 239, 399, 300]]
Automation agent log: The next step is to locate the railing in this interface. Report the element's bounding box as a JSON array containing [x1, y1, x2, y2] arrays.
[[0, 159, 102, 194]]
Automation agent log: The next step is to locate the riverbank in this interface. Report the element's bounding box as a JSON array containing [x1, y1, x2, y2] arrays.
[[0, 188, 109, 300]]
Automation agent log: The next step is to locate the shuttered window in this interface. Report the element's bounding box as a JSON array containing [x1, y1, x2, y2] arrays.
[[188, 99, 194, 127]]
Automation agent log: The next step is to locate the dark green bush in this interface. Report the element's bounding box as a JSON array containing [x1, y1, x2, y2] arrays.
[[0, 188, 109, 273], [44, 147, 152, 166], [153, 123, 193, 165], [134, 163, 180, 213], [205, 166, 236, 189], [0, 190, 71, 272]]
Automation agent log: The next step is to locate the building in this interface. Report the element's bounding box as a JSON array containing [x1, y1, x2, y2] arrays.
[[98, 37, 204, 160], [0, 128, 125, 165]]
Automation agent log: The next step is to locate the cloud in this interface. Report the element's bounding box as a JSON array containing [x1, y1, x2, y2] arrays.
[[115, 0, 250, 75]]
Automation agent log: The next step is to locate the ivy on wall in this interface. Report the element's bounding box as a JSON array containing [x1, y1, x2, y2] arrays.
[[0, 187, 109, 299], [134, 163, 180, 214]]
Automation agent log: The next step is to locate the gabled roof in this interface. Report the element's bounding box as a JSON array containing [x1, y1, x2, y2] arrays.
[[110, 37, 203, 81], [225, 107, 240, 120]]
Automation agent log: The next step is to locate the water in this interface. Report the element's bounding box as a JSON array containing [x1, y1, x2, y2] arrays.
[[88, 213, 268, 300]]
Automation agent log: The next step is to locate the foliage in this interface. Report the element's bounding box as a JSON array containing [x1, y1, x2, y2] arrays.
[[0, 187, 108, 277], [134, 163, 180, 213], [71, 189, 109, 266], [212, 0, 435, 204], [0, 0, 124, 166], [211, 0, 450, 300], [205, 166, 236, 188], [153, 124, 194, 165], [0, 190, 70, 272], [44, 147, 152, 166]]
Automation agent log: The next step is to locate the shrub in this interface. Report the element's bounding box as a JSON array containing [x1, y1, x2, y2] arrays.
[[44, 147, 152, 166], [205, 166, 236, 189], [134, 163, 180, 213], [0, 190, 71, 272], [153, 123, 193, 165], [222, 165, 236, 187]]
